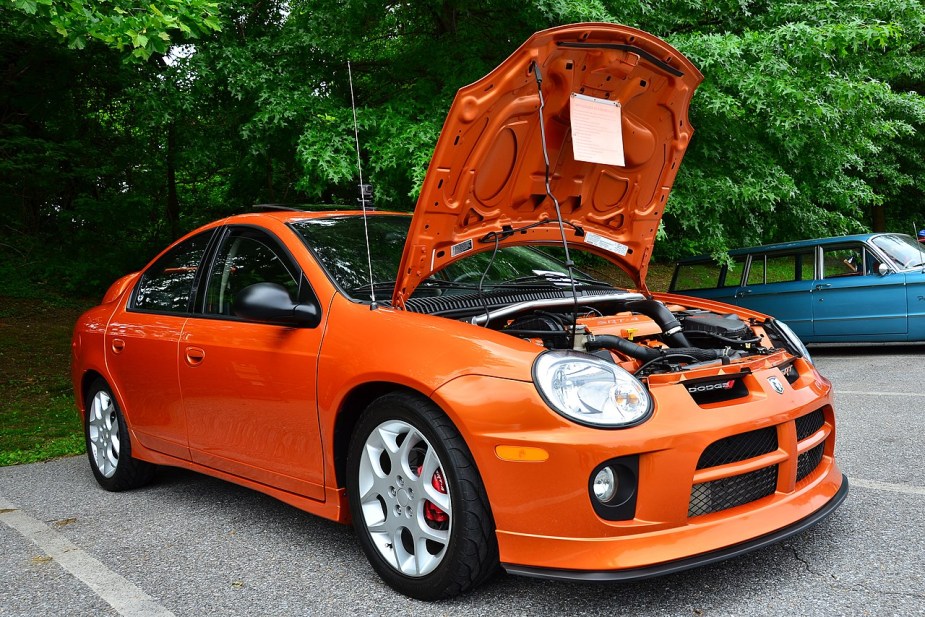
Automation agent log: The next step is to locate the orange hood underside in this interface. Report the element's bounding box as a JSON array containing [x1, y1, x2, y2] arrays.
[[392, 23, 703, 307]]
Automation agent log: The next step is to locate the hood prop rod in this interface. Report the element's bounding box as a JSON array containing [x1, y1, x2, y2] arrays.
[[532, 60, 580, 348]]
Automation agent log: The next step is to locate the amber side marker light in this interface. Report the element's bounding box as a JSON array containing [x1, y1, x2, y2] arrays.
[[495, 445, 549, 462]]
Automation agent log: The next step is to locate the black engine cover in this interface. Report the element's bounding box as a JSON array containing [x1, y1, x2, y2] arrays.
[[682, 313, 751, 339]]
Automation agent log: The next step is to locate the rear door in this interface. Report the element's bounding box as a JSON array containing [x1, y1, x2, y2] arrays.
[[812, 243, 907, 337], [104, 231, 215, 459], [732, 249, 815, 339]]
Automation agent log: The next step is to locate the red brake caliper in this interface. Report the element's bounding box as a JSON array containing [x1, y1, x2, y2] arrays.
[[418, 466, 449, 523]]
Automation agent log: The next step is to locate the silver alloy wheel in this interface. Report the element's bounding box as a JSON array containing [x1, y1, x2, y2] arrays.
[[88, 390, 120, 478], [357, 420, 452, 577]]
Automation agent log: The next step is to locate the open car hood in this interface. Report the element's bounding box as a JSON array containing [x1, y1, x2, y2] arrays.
[[392, 23, 702, 307]]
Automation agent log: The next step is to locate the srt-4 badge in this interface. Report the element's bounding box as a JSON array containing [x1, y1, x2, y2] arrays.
[[768, 376, 784, 395]]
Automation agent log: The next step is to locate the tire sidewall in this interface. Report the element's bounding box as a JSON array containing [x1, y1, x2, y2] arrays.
[[346, 392, 492, 600], [83, 378, 150, 491]]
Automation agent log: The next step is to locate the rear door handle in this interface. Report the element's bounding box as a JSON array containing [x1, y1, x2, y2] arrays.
[[111, 338, 125, 354], [185, 346, 206, 366]]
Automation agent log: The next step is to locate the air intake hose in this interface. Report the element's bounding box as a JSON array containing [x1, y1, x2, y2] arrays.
[[587, 334, 727, 363], [625, 299, 691, 348]]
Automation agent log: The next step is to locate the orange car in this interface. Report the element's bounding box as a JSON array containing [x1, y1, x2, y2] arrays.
[[71, 23, 847, 600]]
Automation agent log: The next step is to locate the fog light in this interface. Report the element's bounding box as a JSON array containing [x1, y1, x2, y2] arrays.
[[592, 467, 617, 503]]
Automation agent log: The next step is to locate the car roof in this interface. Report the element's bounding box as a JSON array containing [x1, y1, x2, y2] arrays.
[[676, 233, 907, 264]]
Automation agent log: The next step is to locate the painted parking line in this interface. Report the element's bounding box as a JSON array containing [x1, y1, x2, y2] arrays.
[[851, 478, 925, 497], [835, 390, 925, 398], [0, 495, 175, 617]]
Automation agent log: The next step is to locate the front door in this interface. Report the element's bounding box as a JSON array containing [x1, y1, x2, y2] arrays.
[[179, 227, 326, 499], [813, 243, 907, 336]]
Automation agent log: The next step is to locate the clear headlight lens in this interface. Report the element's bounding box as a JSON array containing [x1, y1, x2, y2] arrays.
[[532, 351, 652, 428], [774, 319, 813, 365]]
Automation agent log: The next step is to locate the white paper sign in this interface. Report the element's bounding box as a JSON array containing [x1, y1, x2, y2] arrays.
[[569, 93, 625, 167]]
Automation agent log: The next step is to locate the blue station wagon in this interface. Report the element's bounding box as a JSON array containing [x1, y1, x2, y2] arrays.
[[669, 233, 925, 342]]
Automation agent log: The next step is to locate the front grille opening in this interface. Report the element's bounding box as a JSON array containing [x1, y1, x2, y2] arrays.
[[696, 426, 778, 470], [795, 408, 825, 441], [684, 375, 750, 406], [796, 442, 825, 482], [688, 466, 778, 517]]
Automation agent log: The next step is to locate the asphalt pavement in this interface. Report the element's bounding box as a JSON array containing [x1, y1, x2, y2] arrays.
[[1, 345, 924, 616]]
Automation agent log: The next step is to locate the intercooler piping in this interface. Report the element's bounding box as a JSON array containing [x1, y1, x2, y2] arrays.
[[625, 299, 692, 348], [586, 334, 728, 363]]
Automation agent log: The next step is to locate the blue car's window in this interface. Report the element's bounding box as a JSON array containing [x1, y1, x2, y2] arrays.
[[821, 245, 882, 277], [748, 251, 814, 285], [673, 261, 722, 291], [133, 232, 213, 313], [872, 234, 925, 270]]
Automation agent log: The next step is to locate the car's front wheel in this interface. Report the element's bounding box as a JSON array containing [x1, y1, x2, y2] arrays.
[[346, 392, 498, 600], [84, 378, 155, 491]]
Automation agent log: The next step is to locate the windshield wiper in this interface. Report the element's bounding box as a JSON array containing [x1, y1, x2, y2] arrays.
[[348, 278, 481, 296], [493, 272, 612, 288]]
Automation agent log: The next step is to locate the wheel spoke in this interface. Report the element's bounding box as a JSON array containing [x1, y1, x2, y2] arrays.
[[356, 417, 454, 579]]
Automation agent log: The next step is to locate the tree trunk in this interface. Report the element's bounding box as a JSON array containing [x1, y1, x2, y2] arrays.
[[166, 122, 180, 238], [871, 203, 885, 232]]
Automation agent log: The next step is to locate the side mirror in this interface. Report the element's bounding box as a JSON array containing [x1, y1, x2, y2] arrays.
[[232, 282, 321, 327], [876, 263, 889, 276]]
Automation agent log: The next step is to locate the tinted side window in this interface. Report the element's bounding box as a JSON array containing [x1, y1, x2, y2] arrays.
[[204, 228, 300, 317], [133, 232, 212, 313]]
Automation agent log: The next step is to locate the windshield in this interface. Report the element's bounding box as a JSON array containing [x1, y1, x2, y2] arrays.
[[871, 234, 925, 270], [290, 215, 630, 301]]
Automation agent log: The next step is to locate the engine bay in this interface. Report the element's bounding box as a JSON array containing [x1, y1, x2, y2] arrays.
[[481, 296, 794, 378]]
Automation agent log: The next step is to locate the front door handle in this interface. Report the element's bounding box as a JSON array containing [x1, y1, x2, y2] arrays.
[[185, 346, 206, 366], [814, 283, 832, 291], [735, 289, 752, 298]]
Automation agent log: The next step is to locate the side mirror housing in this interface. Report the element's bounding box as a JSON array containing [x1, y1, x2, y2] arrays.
[[876, 263, 889, 276], [232, 282, 321, 327]]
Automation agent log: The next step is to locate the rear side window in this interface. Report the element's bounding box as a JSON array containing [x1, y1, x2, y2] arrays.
[[672, 262, 723, 291], [720, 256, 747, 288], [133, 232, 213, 313], [748, 251, 814, 285]]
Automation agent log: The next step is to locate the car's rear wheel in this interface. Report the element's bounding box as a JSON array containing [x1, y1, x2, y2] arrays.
[[84, 378, 155, 491], [346, 392, 498, 600]]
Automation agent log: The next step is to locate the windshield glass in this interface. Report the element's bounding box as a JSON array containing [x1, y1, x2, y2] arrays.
[[871, 234, 925, 270], [290, 215, 629, 301]]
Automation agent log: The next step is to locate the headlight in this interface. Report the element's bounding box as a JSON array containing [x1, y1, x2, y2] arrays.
[[773, 319, 813, 364], [532, 351, 652, 428]]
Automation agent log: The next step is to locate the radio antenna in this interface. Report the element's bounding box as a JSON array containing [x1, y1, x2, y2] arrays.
[[533, 60, 579, 347], [348, 61, 377, 310]]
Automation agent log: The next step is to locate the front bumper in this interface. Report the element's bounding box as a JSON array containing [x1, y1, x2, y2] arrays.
[[431, 357, 844, 574], [503, 474, 848, 581]]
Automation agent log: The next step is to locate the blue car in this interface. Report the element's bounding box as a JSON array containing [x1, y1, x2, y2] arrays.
[[669, 233, 925, 342]]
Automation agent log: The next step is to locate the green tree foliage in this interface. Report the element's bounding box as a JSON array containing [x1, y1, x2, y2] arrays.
[[1, 0, 924, 296]]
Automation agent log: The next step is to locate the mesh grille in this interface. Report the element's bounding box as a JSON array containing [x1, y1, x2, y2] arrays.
[[795, 409, 825, 441], [696, 427, 778, 470], [796, 443, 825, 482], [688, 466, 778, 517]]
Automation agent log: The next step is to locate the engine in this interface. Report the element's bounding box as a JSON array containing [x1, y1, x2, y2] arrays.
[[497, 298, 777, 376]]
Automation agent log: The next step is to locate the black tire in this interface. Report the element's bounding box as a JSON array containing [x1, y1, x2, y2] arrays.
[[346, 391, 499, 600], [84, 378, 155, 491]]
